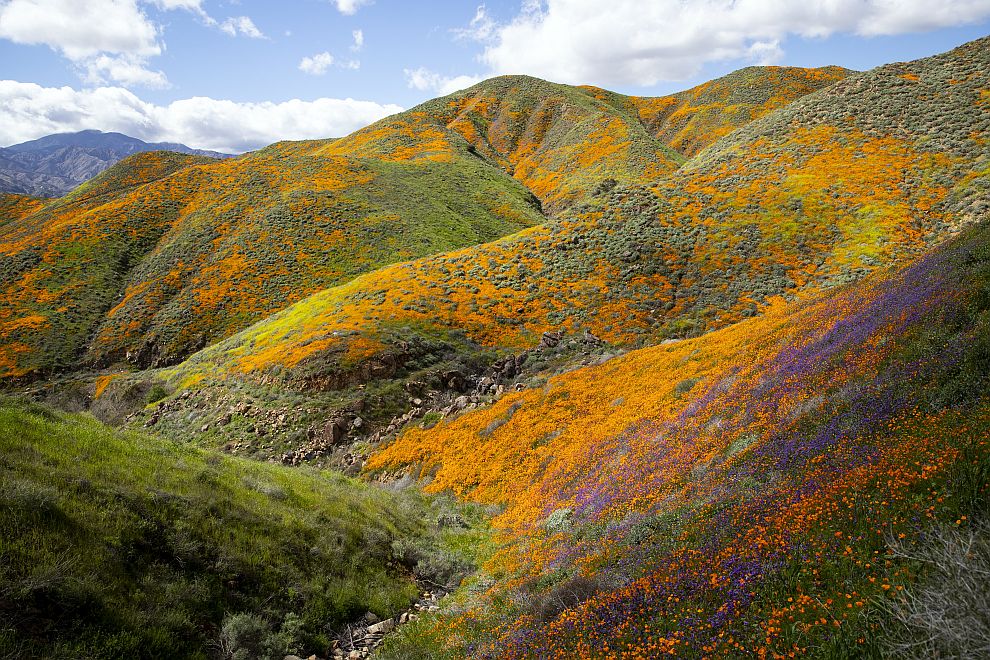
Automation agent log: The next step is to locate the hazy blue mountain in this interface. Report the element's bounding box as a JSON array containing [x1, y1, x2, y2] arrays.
[[0, 129, 229, 197]]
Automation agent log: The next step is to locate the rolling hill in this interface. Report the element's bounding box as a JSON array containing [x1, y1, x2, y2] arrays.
[[0, 65, 844, 382], [0, 129, 229, 198], [1, 30, 989, 660], [152, 35, 988, 442]]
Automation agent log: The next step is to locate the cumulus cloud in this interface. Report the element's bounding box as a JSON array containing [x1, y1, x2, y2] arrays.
[[299, 51, 334, 75], [455, 0, 990, 86], [0, 0, 161, 59], [82, 54, 169, 88], [351, 28, 364, 51], [332, 0, 371, 15], [404, 68, 482, 96], [0, 80, 403, 153], [0, 0, 269, 87], [219, 16, 265, 39]]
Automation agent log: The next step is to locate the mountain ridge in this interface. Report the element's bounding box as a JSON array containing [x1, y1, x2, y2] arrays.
[[0, 129, 230, 198]]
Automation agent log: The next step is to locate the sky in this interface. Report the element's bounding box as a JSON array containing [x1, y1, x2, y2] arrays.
[[2, 0, 990, 153]]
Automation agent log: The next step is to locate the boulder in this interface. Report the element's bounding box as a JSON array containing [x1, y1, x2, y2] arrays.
[[539, 330, 563, 348], [324, 418, 347, 444], [367, 618, 395, 635]]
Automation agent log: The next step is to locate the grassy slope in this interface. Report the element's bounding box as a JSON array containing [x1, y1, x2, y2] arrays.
[[165, 36, 989, 397], [0, 397, 486, 659], [367, 217, 990, 658]]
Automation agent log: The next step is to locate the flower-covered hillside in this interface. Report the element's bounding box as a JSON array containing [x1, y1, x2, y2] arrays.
[[0, 63, 845, 382], [367, 215, 990, 658], [402, 76, 683, 215], [0, 132, 544, 379], [583, 65, 852, 158], [171, 35, 989, 393]]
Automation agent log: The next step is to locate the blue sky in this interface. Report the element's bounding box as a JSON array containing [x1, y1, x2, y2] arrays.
[[2, 0, 990, 152]]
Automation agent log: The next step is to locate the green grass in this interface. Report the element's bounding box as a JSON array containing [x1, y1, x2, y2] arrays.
[[0, 397, 484, 659]]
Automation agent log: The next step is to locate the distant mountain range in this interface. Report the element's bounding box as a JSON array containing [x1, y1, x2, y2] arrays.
[[0, 130, 230, 197]]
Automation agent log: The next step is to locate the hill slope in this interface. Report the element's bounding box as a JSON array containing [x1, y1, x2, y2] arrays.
[[0, 133, 544, 378], [163, 35, 989, 418], [0, 397, 483, 659], [0, 64, 844, 381], [367, 215, 990, 658], [0, 129, 229, 197], [583, 64, 852, 157]]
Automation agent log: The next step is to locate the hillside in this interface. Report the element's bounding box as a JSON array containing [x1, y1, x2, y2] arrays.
[[0, 130, 229, 198], [583, 65, 852, 157], [144, 35, 989, 452], [1, 24, 989, 660], [0, 65, 843, 382], [0, 397, 485, 659], [0, 134, 544, 378], [366, 212, 990, 658]]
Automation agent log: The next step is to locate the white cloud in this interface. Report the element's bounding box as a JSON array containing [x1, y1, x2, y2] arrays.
[[0, 80, 403, 153], [150, 0, 208, 20], [82, 54, 169, 88], [453, 4, 496, 41], [299, 51, 334, 75], [219, 16, 265, 39], [332, 0, 371, 15], [404, 68, 482, 96], [351, 28, 363, 51], [461, 0, 990, 86], [0, 0, 161, 59], [340, 59, 361, 70], [0, 0, 170, 87]]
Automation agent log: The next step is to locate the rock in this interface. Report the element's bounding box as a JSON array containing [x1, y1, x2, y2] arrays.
[[540, 330, 563, 348], [324, 418, 347, 444], [442, 369, 467, 391], [411, 397, 423, 406], [361, 611, 380, 625], [199, 423, 210, 433], [367, 618, 395, 635], [284, 655, 304, 660], [347, 651, 362, 660], [453, 395, 470, 410], [352, 416, 364, 430]]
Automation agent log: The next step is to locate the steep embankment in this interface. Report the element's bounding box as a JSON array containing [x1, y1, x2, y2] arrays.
[[368, 216, 990, 659]]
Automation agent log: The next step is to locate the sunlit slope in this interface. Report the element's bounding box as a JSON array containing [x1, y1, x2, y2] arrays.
[[367, 216, 990, 658], [173, 35, 990, 389], [0, 131, 545, 378], [381, 75, 684, 214], [0, 63, 852, 382], [583, 64, 852, 157]]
